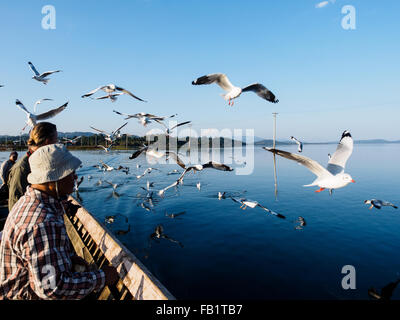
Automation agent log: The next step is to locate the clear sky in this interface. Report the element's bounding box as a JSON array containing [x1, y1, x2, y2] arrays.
[[0, 0, 399, 142]]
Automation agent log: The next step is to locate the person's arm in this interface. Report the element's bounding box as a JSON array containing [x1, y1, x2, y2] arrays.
[[0, 161, 6, 185], [23, 221, 106, 300]]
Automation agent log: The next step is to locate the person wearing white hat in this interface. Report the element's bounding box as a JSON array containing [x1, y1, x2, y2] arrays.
[[0, 144, 118, 300]]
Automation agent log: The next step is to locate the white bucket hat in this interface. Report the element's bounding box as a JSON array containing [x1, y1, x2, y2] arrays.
[[27, 143, 82, 184]]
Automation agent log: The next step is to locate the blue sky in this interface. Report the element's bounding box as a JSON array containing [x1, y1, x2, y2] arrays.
[[0, 0, 399, 141]]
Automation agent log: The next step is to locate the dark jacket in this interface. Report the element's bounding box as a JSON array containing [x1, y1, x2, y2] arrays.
[[7, 154, 30, 212]]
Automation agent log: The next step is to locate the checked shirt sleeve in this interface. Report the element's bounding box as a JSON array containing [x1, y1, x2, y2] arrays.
[[23, 220, 106, 300]]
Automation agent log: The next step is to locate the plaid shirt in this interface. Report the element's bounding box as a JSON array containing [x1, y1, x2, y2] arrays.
[[0, 187, 105, 300]]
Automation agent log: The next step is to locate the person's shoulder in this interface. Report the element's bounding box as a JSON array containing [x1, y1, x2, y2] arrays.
[[10, 154, 29, 173]]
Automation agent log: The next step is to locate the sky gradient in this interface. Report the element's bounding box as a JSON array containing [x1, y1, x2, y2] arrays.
[[0, 0, 399, 142]]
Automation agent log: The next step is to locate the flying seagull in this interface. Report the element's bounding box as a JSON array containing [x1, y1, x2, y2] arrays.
[[158, 159, 233, 196], [82, 84, 146, 102], [290, 136, 303, 153], [364, 199, 398, 210], [97, 143, 114, 153], [157, 120, 192, 136], [149, 225, 184, 248], [15, 99, 68, 129], [113, 110, 177, 127], [192, 73, 279, 106], [62, 136, 81, 145], [28, 61, 61, 84], [90, 122, 128, 142], [230, 197, 286, 219], [264, 130, 355, 193]]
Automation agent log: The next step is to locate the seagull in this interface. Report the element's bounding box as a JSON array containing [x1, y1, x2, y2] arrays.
[[264, 130, 355, 193], [28, 61, 61, 84], [82, 84, 146, 102], [168, 169, 180, 175], [99, 160, 116, 172], [113, 110, 177, 127], [33, 98, 53, 113], [129, 144, 149, 160], [328, 153, 332, 160], [295, 216, 307, 230], [218, 192, 226, 200], [62, 136, 81, 145], [136, 167, 159, 179], [165, 211, 186, 219], [90, 122, 128, 142], [364, 199, 398, 210], [158, 121, 192, 136], [192, 73, 279, 106], [74, 176, 84, 192], [290, 136, 303, 153], [230, 197, 286, 219], [15, 99, 68, 129], [149, 225, 184, 248], [104, 180, 119, 191], [158, 160, 233, 196], [97, 143, 114, 153]]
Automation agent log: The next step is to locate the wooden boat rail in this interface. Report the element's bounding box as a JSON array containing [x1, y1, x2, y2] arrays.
[[64, 196, 175, 300]]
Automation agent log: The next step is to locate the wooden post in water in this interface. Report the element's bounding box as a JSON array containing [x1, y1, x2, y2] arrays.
[[272, 113, 278, 199]]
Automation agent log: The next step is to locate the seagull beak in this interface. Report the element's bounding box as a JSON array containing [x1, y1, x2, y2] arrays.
[[351, 179, 355, 183]]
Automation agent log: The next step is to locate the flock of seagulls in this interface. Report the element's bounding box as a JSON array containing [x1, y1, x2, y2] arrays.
[[6, 59, 398, 299]]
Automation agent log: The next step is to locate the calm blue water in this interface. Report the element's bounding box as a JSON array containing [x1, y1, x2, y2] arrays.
[[2, 144, 400, 299]]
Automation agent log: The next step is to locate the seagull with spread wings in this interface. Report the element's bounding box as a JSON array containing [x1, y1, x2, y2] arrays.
[[264, 130, 355, 193], [113, 110, 177, 127], [192, 73, 279, 106], [230, 197, 286, 219], [62, 136, 81, 145], [28, 61, 61, 84], [158, 157, 233, 196], [15, 99, 68, 129], [82, 84, 146, 102], [90, 122, 128, 142]]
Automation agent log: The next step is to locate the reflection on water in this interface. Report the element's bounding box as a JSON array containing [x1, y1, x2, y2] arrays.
[[2, 144, 400, 299]]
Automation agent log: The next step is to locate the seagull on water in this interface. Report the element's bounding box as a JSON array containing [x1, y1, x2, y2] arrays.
[[82, 84, 146, 102], [364, 199, 398, 210], [264, 130, 355, 193], [90, 122, 128, 143], [113, 110, 177, 127], [28, 61, 61, 84], [230, 197, 286, 219], [15, 99, 68, 129], [290, 136, 303, 153], [192, 73, 279, 106]]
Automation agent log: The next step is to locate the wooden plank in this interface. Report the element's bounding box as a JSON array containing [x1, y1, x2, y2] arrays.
[[67, 196, 175, 300]]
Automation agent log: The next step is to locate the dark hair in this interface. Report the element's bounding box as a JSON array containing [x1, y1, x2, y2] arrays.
[[27, 122, 57, 147]]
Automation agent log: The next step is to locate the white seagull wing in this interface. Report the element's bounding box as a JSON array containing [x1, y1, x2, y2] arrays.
[[82, 86, 104, 98], [36, 102, 68, 120], [264, 147, 332, 179], [326, 131, 353, 175], [15, 99, 31, 115]]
